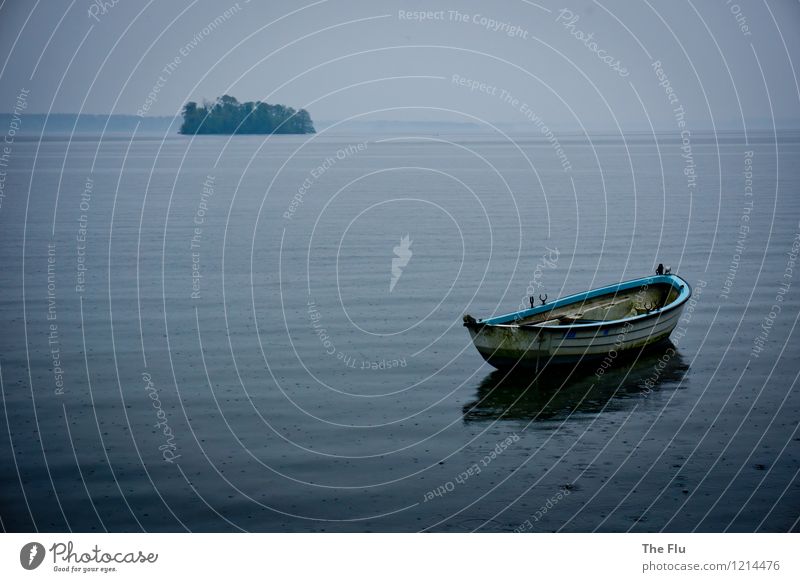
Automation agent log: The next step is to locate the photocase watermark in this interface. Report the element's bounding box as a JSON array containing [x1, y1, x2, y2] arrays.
[[725, 0, 752, 37], [637, 279, 706, 395], [652, 60, 696, 197], [87, 0, 121, 23], [284, 141, 368, 220], [142, 371, 180, 463], [398, 9, 529, 38], [397, 9, 447, 22], [518, 104, 573, 171], [514, 487, 572, 531], [671, 279, 706, 346], [390, 234, 413, 292], [47, 242, 65, 396], [20, 542, 45, 570], [47, 540, 158, 573], [516, 246, 560, 314], [594, 320, 635, 378], [448, 9, 529, 38], [0, 88, 29, 214], [451, 74, 572, 171], [451, 73, 501, 97], [136, 3, 244, 117], [308, 297, 336, 357], [357, 357, 407, 370], [190, 175, 214, 300], [75, 176, 93, 295], [720, 151, 754, 300], [400, 8, 627, 77], [423, 433, 520, 502], [639, 346, 677, 396], [307, 296, 407, 370], [751, 224, 800, 358], [423, 462, 481, 502], [555, 8, 629, 77], [593, 282, 655, 377]]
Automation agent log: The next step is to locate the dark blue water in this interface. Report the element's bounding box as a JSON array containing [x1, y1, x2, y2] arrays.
[[1, 131, 798, 532]]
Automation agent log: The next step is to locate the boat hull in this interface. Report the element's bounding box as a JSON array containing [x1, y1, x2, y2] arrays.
[[464, 275, 690, 370]]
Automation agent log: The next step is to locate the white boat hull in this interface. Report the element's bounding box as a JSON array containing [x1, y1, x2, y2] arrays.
[[464, 275, 691, 369]]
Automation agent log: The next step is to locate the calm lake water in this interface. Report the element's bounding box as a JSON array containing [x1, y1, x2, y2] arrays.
[[1, 130, 798, 532]]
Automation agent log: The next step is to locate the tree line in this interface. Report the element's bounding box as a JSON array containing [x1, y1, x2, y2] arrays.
[[179, 95, 315, 134]]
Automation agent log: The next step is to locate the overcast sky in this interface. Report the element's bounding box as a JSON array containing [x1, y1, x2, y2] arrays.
[[1, 0, 798, 130]]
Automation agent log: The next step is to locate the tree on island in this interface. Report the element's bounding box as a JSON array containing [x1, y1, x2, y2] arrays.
[[179, 95, 315, 134]]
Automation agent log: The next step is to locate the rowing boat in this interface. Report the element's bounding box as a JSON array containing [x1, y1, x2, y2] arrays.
[[463, 274, 691, 370]]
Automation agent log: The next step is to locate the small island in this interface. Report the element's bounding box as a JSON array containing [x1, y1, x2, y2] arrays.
[[179, 95, 315, 135]]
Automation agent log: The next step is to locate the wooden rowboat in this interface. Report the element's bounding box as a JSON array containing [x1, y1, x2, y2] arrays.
[[463, 274, 691, 370]]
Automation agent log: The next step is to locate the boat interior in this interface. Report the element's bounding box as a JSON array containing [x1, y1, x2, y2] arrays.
[[516, 282, 680, 327]]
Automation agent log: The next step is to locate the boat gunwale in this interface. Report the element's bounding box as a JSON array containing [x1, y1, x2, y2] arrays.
[[473, 274, 692, 331]]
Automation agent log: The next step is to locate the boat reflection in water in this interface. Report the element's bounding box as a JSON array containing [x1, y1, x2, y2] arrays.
[[462, 342, 688, 423]]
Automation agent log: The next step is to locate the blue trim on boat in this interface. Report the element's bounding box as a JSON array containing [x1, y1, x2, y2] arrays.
[[479, 274, 692, 329]]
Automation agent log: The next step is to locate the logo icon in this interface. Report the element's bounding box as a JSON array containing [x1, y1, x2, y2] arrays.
[[390, 234, 413, 292], [20, 542, 45, 570]]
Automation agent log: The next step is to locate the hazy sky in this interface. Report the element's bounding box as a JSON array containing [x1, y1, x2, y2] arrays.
[[1, 0, 798, 130]]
